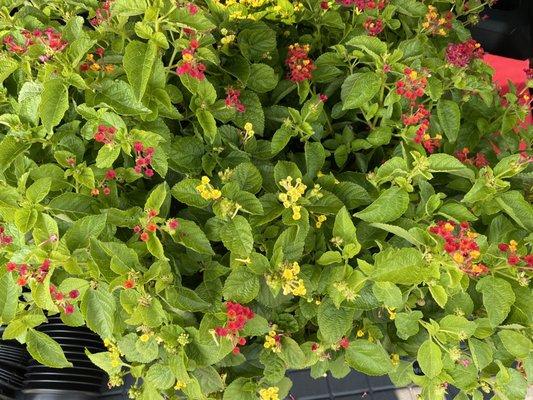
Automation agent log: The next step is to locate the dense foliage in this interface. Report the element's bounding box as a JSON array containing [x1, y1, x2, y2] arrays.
[[0, 0, 532, 399]]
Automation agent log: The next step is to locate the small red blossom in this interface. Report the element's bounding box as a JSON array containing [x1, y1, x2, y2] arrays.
[[320, 1, 329, 9], [124, 279, 136, 289], [140, 232, 149, 242], [167, 219, 179, 230], [336, 0, 387, 9], [214, 302, 254, 353], [6, 262, 17, 272], [105, 169, 117, 180], [187, 3, 199, 14], [17, 276, 27, 286], [90, 0, 114, 26], [339, 337, 350, 349], [498, 243, 509, 252], [507, 255, 520, 265], [176, 40, 206, 80], [396, 68, 428, 103], [69, 289, 80, 299], [285, 43, 315, 83], [91, 188, 100, 197], [0, 226, 13, 246], [64, 304, 75, 315], [319, 94, 328, 102]]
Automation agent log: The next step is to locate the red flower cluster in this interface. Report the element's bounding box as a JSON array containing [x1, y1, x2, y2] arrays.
[[80, 48, 115, 73], [225, 88, 246, 113], [50, 284, 79, 315], [455, 147, 489, 168], [91, 169, 117, 197], [214, 301, 254, 355], [133, 209, 159, 242], [363, 18, 384, 36], [445, 40, 484, 68], [396, 68, 427, 103], [336, 0, 387, 9], [176, 39, 206, 80], [402, 104, 430, 126], [167, 219, 180, 232], [0, 226, 13, 246], [94, 124, 117, 144], [90, 0, 113, 26], [133, 141, 155, 177], [285, 43, 315, 83], [498, 241, 533, 268], [429, 221, 489, 277], [4, 28, 68, 60], [123, 277, 136, 289], [187, 3, 199, 14], [6, 259, 52, 286], [411, 119, 441, 153]]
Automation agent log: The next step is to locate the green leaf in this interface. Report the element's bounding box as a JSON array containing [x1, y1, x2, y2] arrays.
[[15, 207, 38, 233], [223, 267, 259, 303], [498, 330, 531, 359], [372, 282, 403, 308], [248, 64, 278, 93], [146, 363, 174, 389], [95, 80, 150, 115], [395, 311, 422, 340], [95, 145, 121, 169], [26, 177, 52, 204], [468, 338, 493, 370], [346, 35, 387, 55], [196, 109, 217, 143], [317, 251, 342, 265], [345, 339, 393, 376], [476, 276, 515, 327], [429, 285, 448, 308], [173, 287, 211, 312], [417, 340, 442, 378], [123, 40, 157, 100], [238, 24, 276, 61], [496, 191, 533, 231], [172, 218, 214, 255], [428, 154, 475, 180], [317, 299, 355, 343], [63, 213, 107, 251], [0, 136, 30, 173], [220, 215, 254, 256], [437, 99, 460, 143], [333, 206, 357, 244], [223, 377, 256, 400], [26, 329, 72, 368], [341, 72, 381, 110], [0, 273, 20, 324], [39, 78, 69, 131], [279, 337, 306, 369], [354, 187, 409, 223], [80, 286, 116, 339], [372, 247, 424, 285], [171, 179, 210, 208], [369, 222, 422, 246], [145, 183, 168, 212], [0, 54, 18, 83]]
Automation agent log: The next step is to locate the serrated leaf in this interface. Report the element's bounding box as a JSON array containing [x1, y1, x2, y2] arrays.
[[26, 329, 72, 368], [345, 340, 393, 376]]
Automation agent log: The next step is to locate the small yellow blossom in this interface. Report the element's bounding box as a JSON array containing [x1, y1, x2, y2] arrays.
[[174, 380, 187, 390], [390, 353, 400, 366], [90, 63, 101, 71], [278, 176, 307, 220], [453, 252, 464, 264], [196, 176, 222, 200], [104, 64, 115, 73], [139, 333, 152, 342], [263, 329, 281, 353], [356, 329, 365, 337], [259, 386, 280, 400], [221, 34, 236, 45], [509, 240, 518, 252], [315, 214, 327, 228], [386, 307, 396, 320]]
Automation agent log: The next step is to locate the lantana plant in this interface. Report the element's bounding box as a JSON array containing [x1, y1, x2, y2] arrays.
[[0, 0, 532, 399]]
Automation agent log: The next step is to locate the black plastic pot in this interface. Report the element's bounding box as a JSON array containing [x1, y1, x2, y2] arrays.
[[0, 326, 29, 400], [20, 316, 107, 400]]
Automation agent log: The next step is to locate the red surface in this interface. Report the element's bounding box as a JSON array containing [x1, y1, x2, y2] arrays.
[[483, 53, 531, 124]]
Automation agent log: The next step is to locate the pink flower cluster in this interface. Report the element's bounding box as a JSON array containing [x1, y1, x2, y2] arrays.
[[402, 104, 430, 126], [50, 284, 80, 315], [6, 259, 52, 286], [498, 242, 533, 268], [3, 28, 68, 61], [225, 88, 246, 113], [90, 0, 113, 26], [94, 124, 117, 144], [445, 40, 484, 68], [214, 302, 254, 355], [336, 0, 387, 9], [285, 43, 315, 83], [91, 169, 117, 197], [133, 141, 155, 177], [363, 17, 384, 36], [176, 39, 206, 80], [0, 226, 13, 246], [455, 148, 489, 168]]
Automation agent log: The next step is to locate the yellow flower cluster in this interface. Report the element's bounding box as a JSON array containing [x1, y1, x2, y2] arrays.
[[386, 307, 396, 320], [270, 260, 306, 296], [421, 5, 450, 36], [315, 214, 327, 228], [263, 329, 281, 353], [85, 53, 115, 73], [196, 176, 222, 200], [139, 333, 153, 342], [174, 380, 187, 390], [259, 386, 280, 400], [390, 353, 400, 366], [104, 339, 122, 368], [278, 176, 307, 220]]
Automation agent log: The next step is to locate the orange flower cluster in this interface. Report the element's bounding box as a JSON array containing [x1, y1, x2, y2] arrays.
[[422, 5, 452, 36], [430, 221, 489, 277]]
